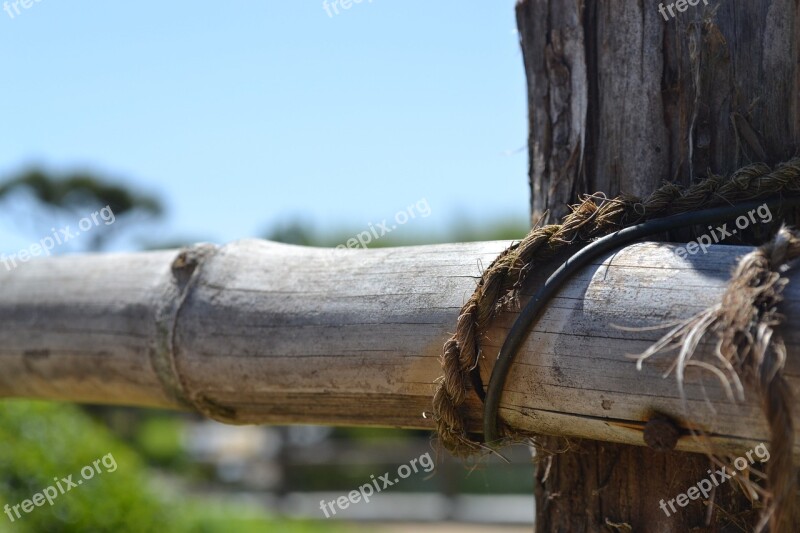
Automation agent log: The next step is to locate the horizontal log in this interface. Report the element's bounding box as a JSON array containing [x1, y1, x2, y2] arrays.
[[0, 239, 797, 458]]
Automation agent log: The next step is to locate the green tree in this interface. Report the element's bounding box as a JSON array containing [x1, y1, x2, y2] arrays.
[[0, 168, 163, 251]]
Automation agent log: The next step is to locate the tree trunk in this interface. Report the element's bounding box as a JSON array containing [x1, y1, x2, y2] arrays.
[[516, 0, 800, 530]]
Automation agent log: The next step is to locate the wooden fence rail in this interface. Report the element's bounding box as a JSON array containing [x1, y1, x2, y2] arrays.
[[0, 239, 797, 459]]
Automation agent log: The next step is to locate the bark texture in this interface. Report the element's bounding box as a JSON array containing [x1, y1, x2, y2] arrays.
[[520, 0, 800, 225], [517, 0, 800, 530]]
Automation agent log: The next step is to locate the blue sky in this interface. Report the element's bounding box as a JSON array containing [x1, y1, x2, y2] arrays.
[[0, 1, 527, 250]]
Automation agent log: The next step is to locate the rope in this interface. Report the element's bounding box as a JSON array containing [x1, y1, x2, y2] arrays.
[[431, 157, 800, 528], [483, 196, 800, 445], [432, 158, 800, 456]]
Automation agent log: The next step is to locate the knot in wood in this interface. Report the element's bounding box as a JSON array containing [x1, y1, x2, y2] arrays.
[[643, 416, 680, 452]]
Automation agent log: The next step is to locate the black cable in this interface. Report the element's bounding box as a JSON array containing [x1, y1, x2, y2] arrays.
[[482, 195, 800, 445]]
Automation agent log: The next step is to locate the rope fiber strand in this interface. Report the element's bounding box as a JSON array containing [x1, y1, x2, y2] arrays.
[[635, 226, 800, 533]]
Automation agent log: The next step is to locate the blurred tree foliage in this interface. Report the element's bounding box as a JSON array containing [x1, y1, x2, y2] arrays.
[[267, 218, 529, 247], [0, 401, 344, 532], [0, 168, 162, 251], [0, 169, 162, 216], [0, 400, 180, 532]]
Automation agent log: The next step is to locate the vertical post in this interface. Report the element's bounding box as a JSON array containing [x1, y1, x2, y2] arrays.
[[516, 0, 800, 530]]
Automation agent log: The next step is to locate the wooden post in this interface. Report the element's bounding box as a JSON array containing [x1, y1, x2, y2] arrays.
[[516, 0, 800, 530]]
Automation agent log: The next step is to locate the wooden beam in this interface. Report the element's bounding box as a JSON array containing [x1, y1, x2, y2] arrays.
[[0, 239, 797, 458]]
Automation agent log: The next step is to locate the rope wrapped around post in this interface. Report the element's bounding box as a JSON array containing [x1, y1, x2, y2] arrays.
[[431, 159, 800, 530]]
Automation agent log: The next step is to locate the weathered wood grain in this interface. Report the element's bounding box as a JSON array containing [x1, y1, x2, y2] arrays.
[[517, 0, 800, 528], [0, 239, 796, 460], [520, 0, 800, 224]]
